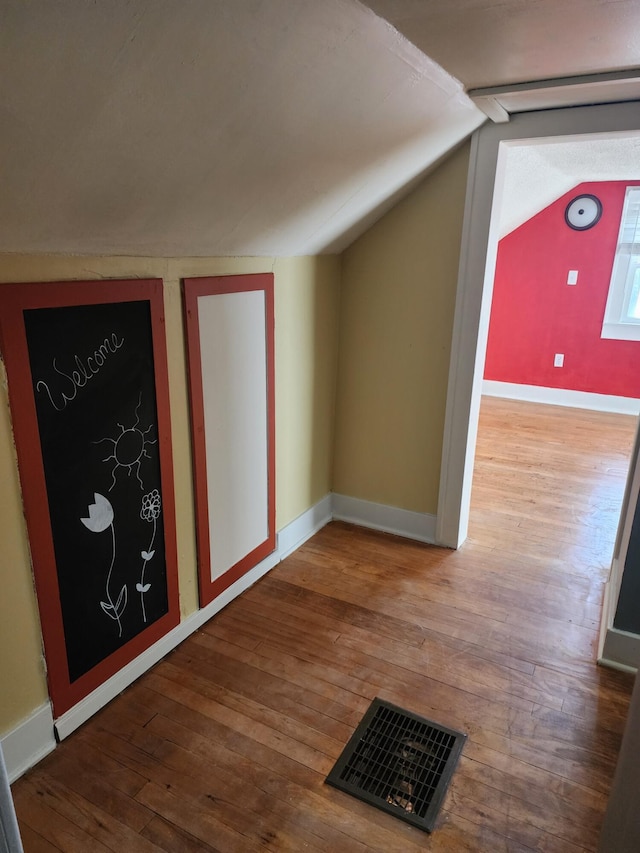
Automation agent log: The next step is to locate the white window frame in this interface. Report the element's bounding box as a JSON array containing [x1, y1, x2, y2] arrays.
[[601, 186, 640, 341]]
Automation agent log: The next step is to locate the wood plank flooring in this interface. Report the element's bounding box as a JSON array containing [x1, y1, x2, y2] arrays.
[[11, 397, 638, 851]]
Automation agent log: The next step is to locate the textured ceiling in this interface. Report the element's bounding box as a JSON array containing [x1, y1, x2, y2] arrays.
[[497, 131, 640, 238], [1, 0, 640, 257]]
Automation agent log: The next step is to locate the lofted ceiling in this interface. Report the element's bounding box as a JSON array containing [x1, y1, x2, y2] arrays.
[[497, 131, 640, 239], [1, 0, 640, 258]]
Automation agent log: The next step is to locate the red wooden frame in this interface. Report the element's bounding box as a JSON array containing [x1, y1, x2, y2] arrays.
[[0, 279, 180, 717], [183, 274, 276, 607]]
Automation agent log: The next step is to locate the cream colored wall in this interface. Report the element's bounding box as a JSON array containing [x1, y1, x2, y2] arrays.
[[0, 253, 340, 737], [0, 142, 468, 739], [273, 257, 341, 524], [333, 142, 470, 515]]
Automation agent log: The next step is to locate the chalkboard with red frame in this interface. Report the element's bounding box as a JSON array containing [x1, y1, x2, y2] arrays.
[[0, 278, 179, 717]]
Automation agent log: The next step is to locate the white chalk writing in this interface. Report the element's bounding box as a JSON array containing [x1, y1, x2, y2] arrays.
[[36, 332, 125, 411]]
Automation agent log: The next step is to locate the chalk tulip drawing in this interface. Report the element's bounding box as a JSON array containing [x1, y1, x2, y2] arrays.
[[80, 493, 127, 637]]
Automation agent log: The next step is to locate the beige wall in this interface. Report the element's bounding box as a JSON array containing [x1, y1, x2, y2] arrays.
[[333, 142, 470, 515], [0, 140, 469, 740], [0, 253, 340, 736]]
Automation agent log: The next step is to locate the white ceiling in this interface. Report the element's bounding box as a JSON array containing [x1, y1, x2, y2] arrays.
[[1, 0, 640, 257], [498, 131, 640, 238], [362, 0, 640, 90]]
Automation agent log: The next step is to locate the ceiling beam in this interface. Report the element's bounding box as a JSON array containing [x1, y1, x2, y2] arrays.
[[469, 69, 640, 123]]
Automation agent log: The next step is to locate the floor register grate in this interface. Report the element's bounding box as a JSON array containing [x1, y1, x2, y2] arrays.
[[325, 698, 466, 833]]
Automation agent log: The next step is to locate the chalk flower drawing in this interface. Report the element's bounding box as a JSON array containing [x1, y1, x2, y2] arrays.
[[138, 489, 161, 622], [80, 491, 113, 533], [94, 393, 157, 491], [81, 493, 127, 637]]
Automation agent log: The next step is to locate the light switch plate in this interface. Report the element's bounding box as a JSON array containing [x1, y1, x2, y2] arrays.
[[554, 353, 565, 367], [567, 270, 578, 285]]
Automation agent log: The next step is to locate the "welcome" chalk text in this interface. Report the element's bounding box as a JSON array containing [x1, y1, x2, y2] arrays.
[[36, 332, 125, 411]]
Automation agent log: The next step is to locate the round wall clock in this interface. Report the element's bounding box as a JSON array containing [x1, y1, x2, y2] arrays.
[[565, 194, 602, 230]]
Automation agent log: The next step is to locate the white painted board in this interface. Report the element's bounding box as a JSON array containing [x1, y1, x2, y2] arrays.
[[197, 290, 269, 582]]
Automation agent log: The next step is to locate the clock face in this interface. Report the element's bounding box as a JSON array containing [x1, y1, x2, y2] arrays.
[[565, 194, 602, 230]]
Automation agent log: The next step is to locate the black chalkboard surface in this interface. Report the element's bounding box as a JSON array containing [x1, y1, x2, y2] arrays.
[[24, 300, 169, 682], [614, 494, 640, 635]]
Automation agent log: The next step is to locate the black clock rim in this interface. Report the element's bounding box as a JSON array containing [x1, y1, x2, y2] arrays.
[[565, 194, 602, 231]]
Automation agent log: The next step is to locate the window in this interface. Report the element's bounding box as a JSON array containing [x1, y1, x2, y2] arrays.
[[602, 186, 640, 340]]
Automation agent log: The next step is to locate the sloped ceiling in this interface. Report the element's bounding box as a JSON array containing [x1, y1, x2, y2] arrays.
[[0, 0, 482, 257], [362, 0, 640, 90], [497, 132, 640, 239], [1, 0, 640, 257]]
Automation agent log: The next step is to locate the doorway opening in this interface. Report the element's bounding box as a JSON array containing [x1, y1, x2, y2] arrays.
[[437, 101, 640, 668], [471, 132, 639, 631]]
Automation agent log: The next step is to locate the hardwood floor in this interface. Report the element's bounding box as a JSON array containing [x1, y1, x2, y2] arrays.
[[11, 397, 638, 851]]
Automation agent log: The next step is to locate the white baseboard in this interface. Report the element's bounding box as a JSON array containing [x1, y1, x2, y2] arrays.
[[332, 493, 437, 543], [1, 703, 55, 783], [54, 554, 281, 741], [483, 380, 640, 415], [599, 626, 640, 673], [7, 490, 438, 774], [278, 494, 333, 560], [54, 494, 332, 741], [598, 574, 616, 663]]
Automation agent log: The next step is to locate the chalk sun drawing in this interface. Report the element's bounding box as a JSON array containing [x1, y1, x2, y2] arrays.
[[94, 393, 157, 491]]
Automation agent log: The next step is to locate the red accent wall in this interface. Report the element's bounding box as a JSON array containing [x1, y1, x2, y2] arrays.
[[484, 181, 640, 399]]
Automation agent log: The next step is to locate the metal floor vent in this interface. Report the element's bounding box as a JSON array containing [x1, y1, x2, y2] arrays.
[[325, 698, 466, 833]]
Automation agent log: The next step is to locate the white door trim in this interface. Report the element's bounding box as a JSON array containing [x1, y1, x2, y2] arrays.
[[436, 101, 640, 549]]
